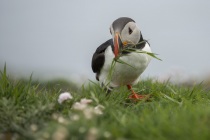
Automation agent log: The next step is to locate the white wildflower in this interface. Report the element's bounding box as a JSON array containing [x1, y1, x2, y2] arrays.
[[72, 98, 92, 110], [58, 116, 65, 123], [80, 98, 92, 104], [52, 113, 59, 120], [72, 98, 104, 119], [94, 105, 105, 115], [52, 127, 68, 140], [83, 107, 95, 119], [72, 102, 88, 110], [58, 92, 73, 104], [30, 124, 38, 132], [71, 114, 80, 121], [87, 127, 98, 140]]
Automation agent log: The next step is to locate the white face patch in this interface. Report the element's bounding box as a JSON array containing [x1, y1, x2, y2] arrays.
[[120, 22, 140, 45], [110, 21, 141, 46]]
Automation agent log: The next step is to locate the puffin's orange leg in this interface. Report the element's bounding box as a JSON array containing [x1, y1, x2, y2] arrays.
[[127, 85, 147, 99]]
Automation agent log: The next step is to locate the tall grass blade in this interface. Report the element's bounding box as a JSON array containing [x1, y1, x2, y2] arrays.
[[160, 92, 183, 106]]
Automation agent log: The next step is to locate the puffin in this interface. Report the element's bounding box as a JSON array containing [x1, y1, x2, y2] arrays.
[[91, 17, 152, 99]]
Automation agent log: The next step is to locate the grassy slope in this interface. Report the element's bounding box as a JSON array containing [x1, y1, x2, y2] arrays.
[[0, 67, 210, 140]]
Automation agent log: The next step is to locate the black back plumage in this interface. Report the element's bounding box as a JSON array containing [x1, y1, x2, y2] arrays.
[[91, 39, 113, 80]]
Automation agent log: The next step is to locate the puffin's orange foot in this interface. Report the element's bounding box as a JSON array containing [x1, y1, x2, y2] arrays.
[[127, 85, 150, 101], [129, 93, 147, 100]]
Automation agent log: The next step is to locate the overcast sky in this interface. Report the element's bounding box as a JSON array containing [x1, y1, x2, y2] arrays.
[[0, 0, 210, 82]]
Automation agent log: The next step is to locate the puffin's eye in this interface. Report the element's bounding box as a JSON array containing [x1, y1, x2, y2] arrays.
[[129, 27, 133, 35]]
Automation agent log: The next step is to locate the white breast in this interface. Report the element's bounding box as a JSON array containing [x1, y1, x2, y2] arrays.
[[99, 43, 152, 88]]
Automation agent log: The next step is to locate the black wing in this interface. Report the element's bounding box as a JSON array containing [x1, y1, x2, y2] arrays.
[[91, 39, 113, 81]]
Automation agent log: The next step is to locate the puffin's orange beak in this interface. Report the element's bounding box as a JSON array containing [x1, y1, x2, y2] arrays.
[[114, 33, 119, 57]]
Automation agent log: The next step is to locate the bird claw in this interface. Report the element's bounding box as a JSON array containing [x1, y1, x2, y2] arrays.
[[127, 85, 150, 101], [128, 93, 149, 100]]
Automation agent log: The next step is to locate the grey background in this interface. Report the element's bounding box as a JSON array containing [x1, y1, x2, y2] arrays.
[[0, 0, 210, 82]]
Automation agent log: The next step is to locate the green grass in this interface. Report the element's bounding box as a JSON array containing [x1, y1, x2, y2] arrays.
[[1, 67, 210, 140]]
